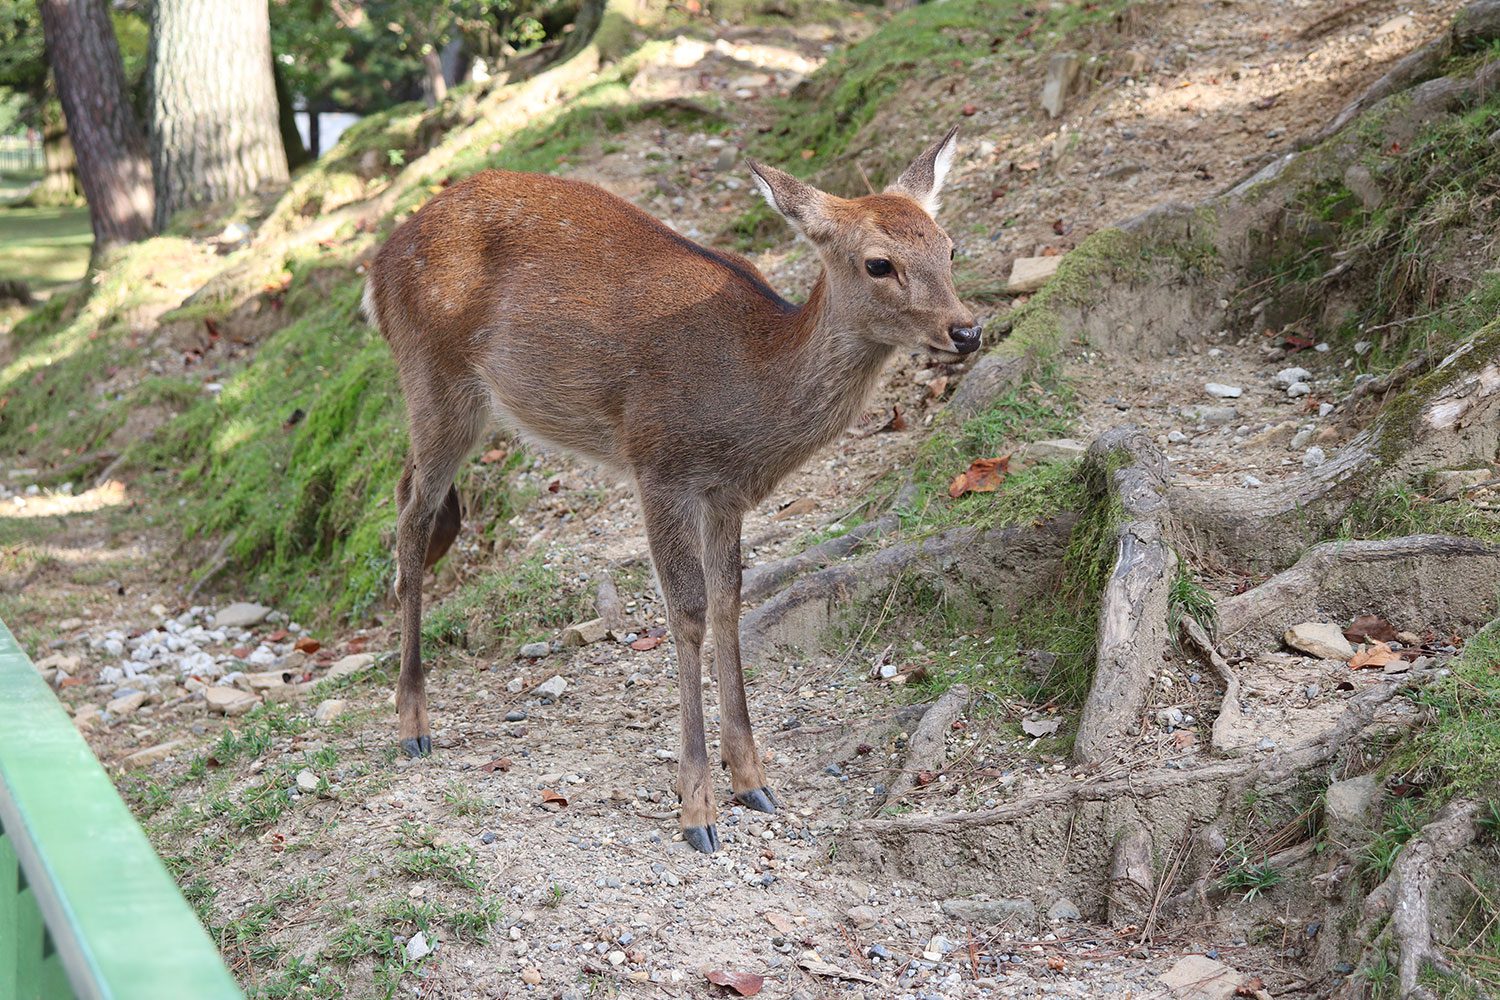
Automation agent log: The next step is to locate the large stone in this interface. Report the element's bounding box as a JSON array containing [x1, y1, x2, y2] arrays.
[[1325, 774, 1383, 847], [562, 618, 611, 647], [535, 675, 568, 702], [1180, 405, 1238, 425], [1030, 439, 1086, 462], [262, 682, 314, 704], [1343, 163, 1385, 210], [325, 653, 375, 681], [314, 699, 347, 725], [939, 897, 1036, 925], [1040, 51, 1082, 118], [242, 670, 294, 691], [105, 691, 147, 717], [213, 602, 272, 628], [205, 685, 259, 717], [1284, 622, 1354, 660], [1158, 955, 1243, 1000], [123, 740, 186, 768], [1047, 897, 1082, 922], [1006, 255, 1064, 293]]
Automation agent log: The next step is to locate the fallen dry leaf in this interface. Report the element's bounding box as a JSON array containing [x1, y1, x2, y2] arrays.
[[1349, 641, 1400, 670], [880, 404, 908, 433], [480, 448, 507, 464], [915, 769, 938, 786], [773, 497, 817, 520], [293, 636, 321, 654], [630, 635, 665, 651], [763, 911, 796, 934], [705, 970, 765, 996], [480, 757, 513, 773], [1047, 956, 1066, 971], [539, 789, 568, 809], [927, 375, 949, 399], [1173, 730, 1197, 749], [1021, 717, 1061, 737], [948, 455, 1011, 498], [1344, 613, 1398, 644]]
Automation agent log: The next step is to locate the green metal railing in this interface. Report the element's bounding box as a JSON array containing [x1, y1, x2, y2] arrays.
[[0, 620, 242, 1000]]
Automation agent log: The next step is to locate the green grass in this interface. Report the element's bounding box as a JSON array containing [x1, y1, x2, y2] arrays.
[[0, 204, 91, 293], [1215, 845, 1286, 901], [422, 554, 583, 659]]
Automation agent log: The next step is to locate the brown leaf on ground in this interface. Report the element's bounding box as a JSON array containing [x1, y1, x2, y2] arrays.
[[480, 757, 513, 773], [1349, 641, 1399, 669], [948, 455, 1011, 498], [294, 636, 320, 653], [1344, 613, 1398, 644], [927, 375, 949, 399], [880, 404, 908, 433], [705, 970, 765, 996], [763, 911, 796, 934], [631, 635, 664, 651], [480, 448, 507, 464], [773, 497, 817, 520], [915, 769, 938, 786], [1173, 730, 1196, 749], [540, 789, 568, 809], [1047, 956, 1066, 971]]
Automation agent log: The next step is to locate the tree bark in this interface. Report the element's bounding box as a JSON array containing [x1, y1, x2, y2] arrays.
[[38, 0, 154, 250], [148, 0, 287, 230], [422, 48, 448, 105], [35, 111, 81, 204]]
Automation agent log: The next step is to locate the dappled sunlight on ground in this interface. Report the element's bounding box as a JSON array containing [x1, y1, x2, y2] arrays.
[[0, 480, 128, 519]]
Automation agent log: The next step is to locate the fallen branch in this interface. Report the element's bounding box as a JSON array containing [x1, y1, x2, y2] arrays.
[[1179, 617, 1246, 756]]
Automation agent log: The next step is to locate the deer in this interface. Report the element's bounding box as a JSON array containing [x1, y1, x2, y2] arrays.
[[363, 127, 982, 853]]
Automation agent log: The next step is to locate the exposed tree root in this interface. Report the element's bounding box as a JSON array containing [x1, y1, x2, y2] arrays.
[[1179, 617, 1247, 756], [877, 684, 970, 812], [1074, 428, 1177, 766], [739, 517, 1073, 663], [741, 512, 899, 605], [1339, 799, 1486, 1000], [1216, 534, 1500, 654]]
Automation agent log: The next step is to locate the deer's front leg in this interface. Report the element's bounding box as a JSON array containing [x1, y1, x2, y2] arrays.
[[703, 509, 775, 815], [640, 487, 718, 853]]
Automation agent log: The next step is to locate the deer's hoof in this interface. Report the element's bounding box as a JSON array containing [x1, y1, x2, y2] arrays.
[[400, 735, 432, 758], [682, 824, 720, 854], [734, 787, 779, 814]]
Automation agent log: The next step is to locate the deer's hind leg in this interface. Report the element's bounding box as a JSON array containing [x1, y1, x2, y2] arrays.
[[394, 378, 486, 757]]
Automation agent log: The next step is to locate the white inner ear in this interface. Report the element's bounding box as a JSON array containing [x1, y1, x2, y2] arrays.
[[930, 133, 957, 196], [751, 171, 780, 215]]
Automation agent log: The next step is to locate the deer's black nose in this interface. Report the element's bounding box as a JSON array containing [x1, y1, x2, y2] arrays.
[[949, 324, 983, 354]]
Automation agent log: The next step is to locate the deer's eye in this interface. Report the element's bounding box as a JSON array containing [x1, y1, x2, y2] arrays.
[[865, 258, 893, 278]]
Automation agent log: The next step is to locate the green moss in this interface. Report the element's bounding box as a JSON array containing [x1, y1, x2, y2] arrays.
[[422, 554, 582, 659], [1390, 621, 1500, 804]]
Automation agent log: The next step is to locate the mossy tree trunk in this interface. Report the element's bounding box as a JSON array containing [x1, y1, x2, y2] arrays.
[[148, 0, 287, 230], [38, 0, 155, 251]]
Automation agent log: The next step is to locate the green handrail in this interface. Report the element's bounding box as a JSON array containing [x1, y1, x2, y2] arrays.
[[0, 620, 242, 1000]]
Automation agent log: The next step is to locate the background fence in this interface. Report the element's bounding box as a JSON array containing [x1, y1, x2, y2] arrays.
[[0, 134, 44, 175]]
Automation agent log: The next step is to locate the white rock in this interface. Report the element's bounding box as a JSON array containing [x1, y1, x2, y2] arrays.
[[535, 675, 568, 701], [405, 931, 432, 962], [1006, 255, 1064, 293], [296, 769, 320, 793], [204, 685, 259, 717], [314, 699, 347, 724], [1204, 383, 1242, 398], [1273, 367, 1312, 386], [1303, 446, 1326, 467], [1158, 954, 1244, 999], [213, 602, 272, 628], [1319, 402, 1335, 417], [106, 691, 147, 716], [1284, 622, 1354, 660], [1286, 381, 1311, 398]]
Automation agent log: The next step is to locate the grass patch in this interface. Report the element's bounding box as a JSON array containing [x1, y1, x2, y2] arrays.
[[422, 554, 583, 658], [0, 204, 91, 293]]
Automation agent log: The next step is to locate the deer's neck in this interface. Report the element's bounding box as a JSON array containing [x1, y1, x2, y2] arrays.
[[772, 273, 895, 460]]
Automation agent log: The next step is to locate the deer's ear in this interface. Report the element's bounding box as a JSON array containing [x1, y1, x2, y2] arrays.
[[886, 125, 959, 216], [748, 160, 835, 240]]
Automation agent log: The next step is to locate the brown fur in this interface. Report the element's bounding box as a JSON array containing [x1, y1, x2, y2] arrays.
[[366, 131, 977, 846]]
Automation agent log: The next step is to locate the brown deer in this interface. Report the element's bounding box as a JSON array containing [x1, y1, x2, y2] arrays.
[[364, 127, 981, 853]]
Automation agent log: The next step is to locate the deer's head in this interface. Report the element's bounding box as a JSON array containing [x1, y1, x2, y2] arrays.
[[749, 127, 982, 359]]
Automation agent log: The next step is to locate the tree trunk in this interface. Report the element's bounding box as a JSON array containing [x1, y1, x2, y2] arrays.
[[308, 111, 321, 160], [34, 110, 81, 204], [422, 48, 448, 105], [38, 0, 155, 251], [272, 58, 311, 172], [148, 0, 287, 230]]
